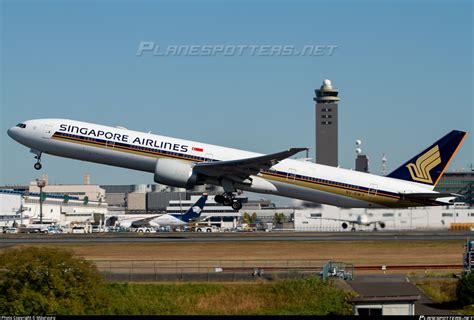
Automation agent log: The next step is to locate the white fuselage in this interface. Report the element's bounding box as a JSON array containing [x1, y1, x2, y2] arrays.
[[7, 119, 442, 208], [117, 214, 190, 228]]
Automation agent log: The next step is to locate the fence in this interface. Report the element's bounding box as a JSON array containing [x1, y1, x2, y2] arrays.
[[93, 259, 327, 282]]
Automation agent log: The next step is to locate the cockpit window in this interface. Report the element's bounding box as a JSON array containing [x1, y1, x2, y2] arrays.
[[16, 123, 26, 128]]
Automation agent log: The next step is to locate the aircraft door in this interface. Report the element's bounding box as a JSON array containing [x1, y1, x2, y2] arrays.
[[99, 140, 115, 162], [42, 125, 53, 139], [287, 168, 296, 181], [204, 153, 213, 162], [368, 184, 378, 197], [105, 140, 115, 149]]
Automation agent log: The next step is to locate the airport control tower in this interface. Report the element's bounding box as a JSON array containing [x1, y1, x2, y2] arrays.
[[314, 79, 340, 166]]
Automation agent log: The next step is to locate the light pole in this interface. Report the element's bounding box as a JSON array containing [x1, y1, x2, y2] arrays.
[[36, 179, 46, 224]]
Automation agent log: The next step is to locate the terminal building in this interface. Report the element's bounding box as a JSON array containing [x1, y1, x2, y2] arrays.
[[0, 189, 107, 228], [294, 203, 474, 232], [435, 170, 474, 206]]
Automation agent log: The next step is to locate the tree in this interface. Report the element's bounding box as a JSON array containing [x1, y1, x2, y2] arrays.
[[456, 272, 474, 306], [0, 247, 109, 315], [273, 213, 285, 224], [242, 212, 251, 224], [251, 212, 257, 223]]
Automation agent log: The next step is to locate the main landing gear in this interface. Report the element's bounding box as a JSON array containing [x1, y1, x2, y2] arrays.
[[214, 192, 243, 211]]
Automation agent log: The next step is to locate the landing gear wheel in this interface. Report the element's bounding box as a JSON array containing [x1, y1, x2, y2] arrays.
[[231, 200, 242, 211], [224, 197, 233, 206], [351, 227, 356, 232], [214, 194, 225, 204], [34, 162, 42, 170]]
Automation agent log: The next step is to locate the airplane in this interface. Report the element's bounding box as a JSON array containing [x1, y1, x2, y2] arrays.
[[116, 193, 207, 229], [7, 119, 467, 210], [306, 213, 389, 232]]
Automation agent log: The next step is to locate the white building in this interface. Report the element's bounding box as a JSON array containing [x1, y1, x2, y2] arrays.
[[0, 190, 107, 227], [29, 182, 106, 202], [294, 203, 474, 231]]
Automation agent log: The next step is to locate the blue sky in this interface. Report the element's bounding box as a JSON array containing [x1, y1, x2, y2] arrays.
[[1, 0, 472, 188]]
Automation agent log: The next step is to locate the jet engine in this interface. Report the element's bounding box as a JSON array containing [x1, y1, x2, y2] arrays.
[[154, 158, 198, 189], [341, 222, 348, 229], [379, 222, 386, 229]]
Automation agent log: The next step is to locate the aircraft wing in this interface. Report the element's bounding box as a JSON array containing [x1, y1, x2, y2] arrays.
[[306, 216, 358, 224], [193, 148, 308, 179], [306, 216, 393, 226], [123, 215, 162, 227]]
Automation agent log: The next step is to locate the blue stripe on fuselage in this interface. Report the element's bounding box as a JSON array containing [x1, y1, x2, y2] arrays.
[[51, 131, 442, 206]]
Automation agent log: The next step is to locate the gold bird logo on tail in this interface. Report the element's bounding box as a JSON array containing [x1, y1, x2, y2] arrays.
[[406, 145, 442, 184]]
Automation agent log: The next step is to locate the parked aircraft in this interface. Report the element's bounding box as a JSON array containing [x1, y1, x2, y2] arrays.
[[7, 119, 467, 210], [307, 213, 389, 231], [117, 193, 207, 229]]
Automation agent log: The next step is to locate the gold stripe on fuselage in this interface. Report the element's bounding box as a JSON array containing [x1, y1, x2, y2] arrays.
[[52, 134, 422, 208], [260, 173, 417, 208]]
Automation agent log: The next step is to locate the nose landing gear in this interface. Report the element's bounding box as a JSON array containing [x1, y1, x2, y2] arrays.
[[214, 192, 243, 211], [32, 151, 42, 170]]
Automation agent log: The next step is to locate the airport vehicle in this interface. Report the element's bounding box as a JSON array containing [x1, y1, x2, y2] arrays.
[[464, 239, 473, 274], [117, 193, 208, 229], [21, 224, 49, 234], [7, 119, 467, 209], [71, 226, 87, 234], [91, 225, 105, 233], [5, 227, 18, 234], [307, 213, 389, 231], [134, 226, 155, 233], [194, 223, 219, 233], [46, 226, 62, 234]]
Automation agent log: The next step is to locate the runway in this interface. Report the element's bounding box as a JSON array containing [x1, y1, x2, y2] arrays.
[[1, 230, 472, 244]]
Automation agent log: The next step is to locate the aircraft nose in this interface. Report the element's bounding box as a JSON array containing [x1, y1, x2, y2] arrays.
[[7, 126, 20, 141], [7, 127, 14, 138]]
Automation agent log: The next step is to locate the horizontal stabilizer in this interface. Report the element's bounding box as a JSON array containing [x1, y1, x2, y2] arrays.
[[399, 192, 460, 200]]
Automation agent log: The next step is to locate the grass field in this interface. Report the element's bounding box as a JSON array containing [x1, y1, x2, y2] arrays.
[[3, 240, 464, 267], [415, 278, 474, 316], [103, 277, 354, 315]]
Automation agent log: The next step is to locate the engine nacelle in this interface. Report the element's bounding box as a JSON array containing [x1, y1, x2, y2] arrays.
[[379, 222, 386, 229], [341, 222, 348, 229], [154, 158, 198, 189]]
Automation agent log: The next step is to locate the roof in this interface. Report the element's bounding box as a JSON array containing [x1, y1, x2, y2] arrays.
[[349, 295, 420, 303], [348, 281, 421, 303]]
